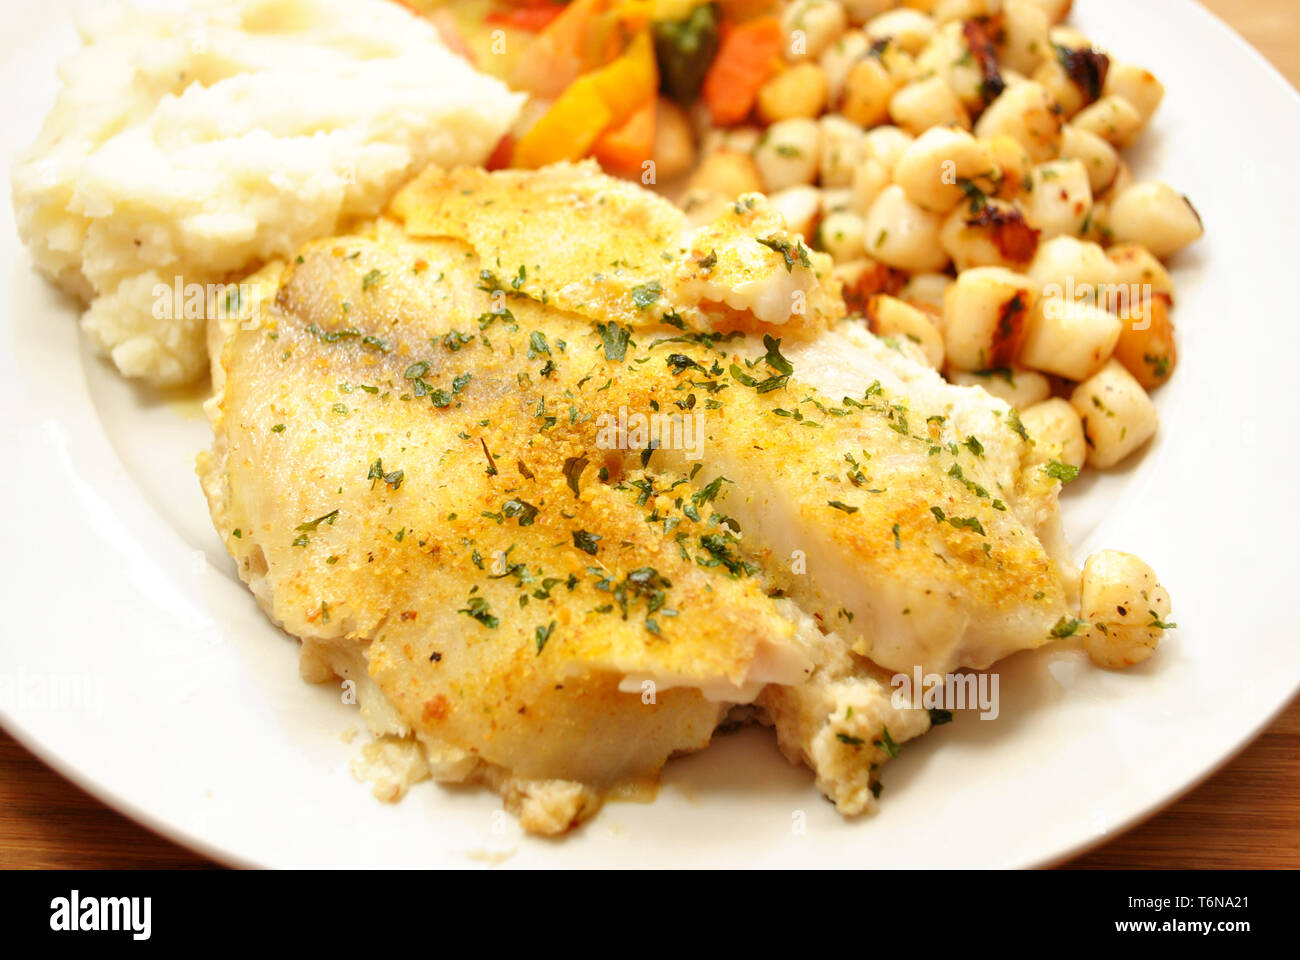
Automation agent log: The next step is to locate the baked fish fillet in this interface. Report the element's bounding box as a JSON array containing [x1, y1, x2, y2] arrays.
[[200, 163, 1077, 832]]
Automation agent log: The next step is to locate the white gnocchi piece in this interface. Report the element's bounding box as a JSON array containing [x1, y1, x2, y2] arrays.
[[861, 183, 950, 271], [1078, 550, 1173, 669], [1106, 243, 1175, 302], [950, 366, 1051, 409], [768, 185, 823, 238], [998, 0, 1052, 75], [1072, 94, 1144, 148], [862, 125, 916, 172], [1026, 57, 1072, 117], [1103, 62, 1165, 125], [1027, 235, 1117, 300], [1020, 397, 1086, 467], [889, 75, 972, 133], [941, 265, 1037, 371], [1027, 0, 1073, 24], [1069, 359, 1159, 468], [865, 8, 936, 55], [753, 118, 822, 191], [900, 272, 953, 317], [893, 126, 1000, 213], [782, 0, 849, 62], [819, 208, 868, 262], [941, 197, 1041, 271], [841, 0, 896, 25], [821, 186, 854, 212], [867, 293, 946, 368], [819, 114, 867, 186], [844, 41, 915, 122], [1019, 294, 1121, 381], [1059, 124, 1120, 195], [931, 0, 1003, 26], [973, 81, 1063, 162], [820, 30, 871, 103], [850, 156, 892, 214], [1022, 159, 1093, 239], [1106, 181, 1204, 259], [915, 20, 985, 113]]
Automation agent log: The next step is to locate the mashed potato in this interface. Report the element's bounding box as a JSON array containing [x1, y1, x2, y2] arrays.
[[11, 0, 522, 384]]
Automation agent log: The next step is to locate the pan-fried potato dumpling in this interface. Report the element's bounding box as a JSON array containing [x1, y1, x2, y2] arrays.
[[1029, 0, 1074, 24], [863, 125, 917, 172], [781, 0, 848, 62], [949, 366, 1051, 409], [1022, 159, 1093, 239], [841, 49, 908, 127], [893, 127, 999, 213], [1020, 398, 1086, 469], [917, 21, 987, 112], [900, 272, 954, 315], [866, 294, 945, 369], [1027, 235, 1117, 298], [1060, 125, 1121, 195], [690, 149, 765, 200], [890, 75, 972, 134], [1112, 295, 1178, 389], [1103, 62, 1166, 125], [1019, 295, 1121, 381], [865, 8, 937, 55], [974, 81, 1064, 163], [758, 62, 830, 123], [1107, 182, 1205, 259], [862, 184, 950, 271], [754, 119, 823, 190], [940, 199, 1041, 271], [987, 134, 1035, 201], [1070, 359, 1159, 468], [1106, 243, 1175, 302], [932, 0, 1004, 24], [942, 266, 1037, 371], [851, 157, 893, 213], [997, 0, 1051, 73], [819, 209, 868, 262], [821, 30, 871, 105], [1072, 95, 1144, 148], [819, 115, 867, 186], [768, 185, 823, 238], [1079, 551, 1173, 668]]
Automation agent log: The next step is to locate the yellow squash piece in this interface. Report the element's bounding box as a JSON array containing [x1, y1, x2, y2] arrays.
[[513, 31, 658, 168]]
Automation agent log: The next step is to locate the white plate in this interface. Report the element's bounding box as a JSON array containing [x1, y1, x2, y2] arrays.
[[2, 0, 1298, 869]]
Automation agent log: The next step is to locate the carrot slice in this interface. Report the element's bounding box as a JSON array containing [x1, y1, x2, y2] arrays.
[[513, 29, 657, 168], [486, 5, 566, 32], [592, 98, 657, 175], [486, 133, 514, 171], [701, 16, 783, 126]]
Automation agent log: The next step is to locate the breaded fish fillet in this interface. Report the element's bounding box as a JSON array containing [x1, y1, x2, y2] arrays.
[[200, 163, 1078, 832]]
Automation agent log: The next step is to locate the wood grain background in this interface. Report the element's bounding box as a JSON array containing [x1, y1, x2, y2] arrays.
[[2, 0, 1297, 870]]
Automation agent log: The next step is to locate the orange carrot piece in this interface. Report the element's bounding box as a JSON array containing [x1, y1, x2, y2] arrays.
[[591, 98, 657, 175], [486, 5, 566, 32], [486, 133, 514, 171], [701, 16, 783, 126]]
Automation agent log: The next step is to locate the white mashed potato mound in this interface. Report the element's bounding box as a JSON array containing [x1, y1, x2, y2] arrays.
[[11, 0, 523, 385]]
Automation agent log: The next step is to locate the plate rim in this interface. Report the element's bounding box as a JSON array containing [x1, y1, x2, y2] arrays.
[[2, 0, 1299, 869]]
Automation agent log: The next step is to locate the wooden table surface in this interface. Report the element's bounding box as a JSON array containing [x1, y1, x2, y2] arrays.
[[3, 0, 1298, 871]]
